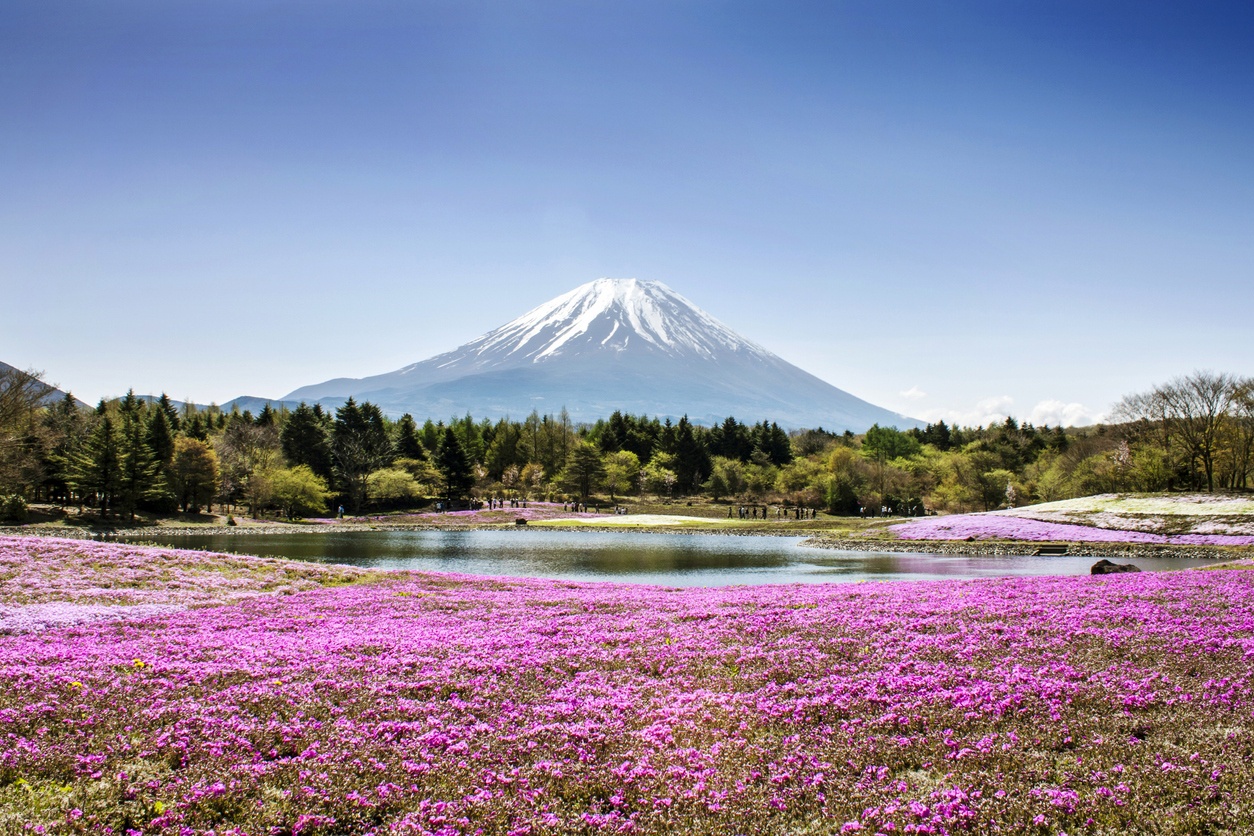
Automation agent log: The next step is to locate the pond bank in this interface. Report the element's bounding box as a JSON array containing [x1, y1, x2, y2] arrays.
[[5, 521, 1251, 561], [803, 534, 1253, 560]]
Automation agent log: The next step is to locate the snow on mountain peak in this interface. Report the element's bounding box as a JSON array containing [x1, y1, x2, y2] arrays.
[[463, 277, 771, 364]]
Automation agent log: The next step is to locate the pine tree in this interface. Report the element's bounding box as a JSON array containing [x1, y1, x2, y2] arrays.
[[436, 426, 475, 501], [674, 416, 710, 493], [184, 411, 208, 441], [156, 393, 181, 432], [144, 407, 177, 510], [256, 403, 277, 428], [393, 413, 426, 460], [41, 392, 87, 505], [560, 440, 605, 500], [70, 413, 122, 516], [420, 419, 442, 455], [146, 407, 175, 467], [282, 402, 333, 479], [333, 399, 392, 510], [116, 392, 161, 520]]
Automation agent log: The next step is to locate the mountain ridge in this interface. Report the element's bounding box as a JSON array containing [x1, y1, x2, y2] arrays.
[[282, 278, 920, 431]]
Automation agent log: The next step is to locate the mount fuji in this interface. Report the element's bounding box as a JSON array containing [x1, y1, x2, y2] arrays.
[[282, 278, 920, 431]]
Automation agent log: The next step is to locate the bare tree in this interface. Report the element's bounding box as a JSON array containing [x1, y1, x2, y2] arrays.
[[1226, 378, 1254, 490], [0, 366, 54, 493], [1119, 371, 1241, 492]]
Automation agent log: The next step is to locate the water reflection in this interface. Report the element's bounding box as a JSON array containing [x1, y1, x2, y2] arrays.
[[115, 530, 1218, 587]]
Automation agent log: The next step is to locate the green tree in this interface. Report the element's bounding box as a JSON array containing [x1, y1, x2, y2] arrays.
[[70, 413, 122, 516], [863, 424, 922, 462], [366, 467, 422, 508], [269, 465, 331, 519], [674, 416, 710, 494], [215, 417, 281, 517], [703, 456, 746, 501], [559, 440, 606, 500], [116, 392, 161, 520], [171, 437, 219, 513], [332, 399, 392, 511], [155, 392, 181, 432], [484, 419, 523, 481], [393, 413, 426, 461], [41, 392, 88, 505], [602, 450, 640, 501], [0, 366, 54, 495], [281, 402, 333, 479], [144, 406, 177, 510], [436, 427, 475, 501]]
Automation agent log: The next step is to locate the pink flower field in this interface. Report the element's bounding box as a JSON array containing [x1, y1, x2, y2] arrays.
[[3, 536, 1254, 834], [891, 514, 1254, 546]]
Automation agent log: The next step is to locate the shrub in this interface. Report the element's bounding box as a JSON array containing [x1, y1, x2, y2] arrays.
[[0, 494, 27, 523]]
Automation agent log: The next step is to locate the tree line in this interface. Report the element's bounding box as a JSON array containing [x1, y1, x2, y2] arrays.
[[0, 367, 1249, 522]]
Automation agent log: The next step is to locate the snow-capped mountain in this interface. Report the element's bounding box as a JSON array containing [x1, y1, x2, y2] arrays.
[[283, 278, 920, 431]]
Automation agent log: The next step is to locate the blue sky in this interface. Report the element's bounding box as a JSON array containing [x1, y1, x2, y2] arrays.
[[3, 1, 1251, 426]]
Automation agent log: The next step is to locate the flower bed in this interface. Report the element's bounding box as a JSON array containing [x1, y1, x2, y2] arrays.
[[891, 513, 1254, 546], [0, 536, 369, 633], [3, 540, 1254, 833], [986, 494, 1254, 538]]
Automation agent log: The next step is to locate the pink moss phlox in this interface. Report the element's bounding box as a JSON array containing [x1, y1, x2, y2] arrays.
[[3, 537, 1254, 832]]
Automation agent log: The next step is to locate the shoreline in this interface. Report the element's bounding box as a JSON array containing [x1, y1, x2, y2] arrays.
[[3, 521, 1250, 560]]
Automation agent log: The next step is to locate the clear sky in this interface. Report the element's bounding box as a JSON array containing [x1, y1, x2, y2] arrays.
[[3, 1, 1251, 427]]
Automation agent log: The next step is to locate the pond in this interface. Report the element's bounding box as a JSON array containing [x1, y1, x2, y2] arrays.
[[115, 529, 1219, 587]]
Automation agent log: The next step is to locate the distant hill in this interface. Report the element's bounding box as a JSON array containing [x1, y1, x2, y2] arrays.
[[133, 394, 300, 414], [0, 361, 88, 409], [284, 278, 921, 431]]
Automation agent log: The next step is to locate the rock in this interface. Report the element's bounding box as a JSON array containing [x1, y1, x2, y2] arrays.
[[1091, 559, 1141, 575]]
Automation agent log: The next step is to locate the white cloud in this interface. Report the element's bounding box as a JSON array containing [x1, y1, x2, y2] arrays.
[[1029, 399, 1103, 427], [918, 396, 1104, 429], [899, 385, 927, 400], [918, 395, 1014, 428]]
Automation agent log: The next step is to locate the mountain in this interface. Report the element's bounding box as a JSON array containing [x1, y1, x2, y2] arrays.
[[0, 361, 88, 409], [135, 394, 300, 415], [283, 278, 921, 431]]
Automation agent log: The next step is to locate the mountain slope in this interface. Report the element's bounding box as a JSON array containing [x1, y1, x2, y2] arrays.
[[0, 361, 88, 409], [283, 278, 919, 431]]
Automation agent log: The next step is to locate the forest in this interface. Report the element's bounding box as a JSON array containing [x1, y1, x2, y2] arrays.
[[0, 368, 1250, 523]]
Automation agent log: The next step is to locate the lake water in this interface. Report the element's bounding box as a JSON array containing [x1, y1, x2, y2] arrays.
[[115, 530, 1219, 587]]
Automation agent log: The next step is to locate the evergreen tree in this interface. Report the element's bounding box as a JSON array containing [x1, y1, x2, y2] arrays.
[[116, 392, 161, 520], [559, 440, 605, 500], [484, 419, 523, 480], [156, 393, 181, 432], [674, 416, 710, 493], [332, 398, 392, 510], [184, 411, 208, 441], [919, 420, 952, 451], [144, 406, 177, 510], [452, 412, 485, 463], [256, 403, 277, 428], [393, 413, 426, 460], [41, 392, 87, 505], [420, 418, 442, 455], [751, 421, 793, 466], [70, 413, 122, 516], [657, 418, 676, 455], [436, 426, 475, 501], [146, 407, 175, 467], [282, 402, 333, 479]]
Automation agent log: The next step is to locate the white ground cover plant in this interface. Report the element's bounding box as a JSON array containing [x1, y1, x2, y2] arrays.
[[994, 493, 1254, 537]]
